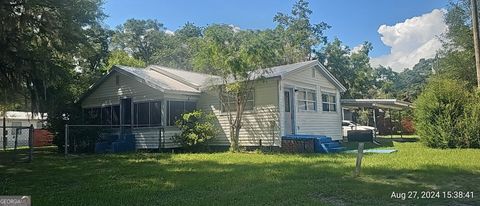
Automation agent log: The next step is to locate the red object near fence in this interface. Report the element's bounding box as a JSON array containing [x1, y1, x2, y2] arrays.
[[33, 129, 53, 147]]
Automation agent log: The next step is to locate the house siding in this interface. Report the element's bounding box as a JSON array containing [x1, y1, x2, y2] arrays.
[[196, 79, 281, 147], [281, 65, 343, 140], [81, 70, 195, 149]]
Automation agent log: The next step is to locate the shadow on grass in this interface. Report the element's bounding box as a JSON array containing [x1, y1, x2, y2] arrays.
[[1, 148, 478, 206]]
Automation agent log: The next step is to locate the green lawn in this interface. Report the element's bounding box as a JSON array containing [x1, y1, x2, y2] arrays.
[[1, 139, 479, 206]]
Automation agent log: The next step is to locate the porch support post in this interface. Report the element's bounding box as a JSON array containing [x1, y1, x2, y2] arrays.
[[389, 109, 393, 139], [372, 107, 377, 138], [399, 110, 403, 139]]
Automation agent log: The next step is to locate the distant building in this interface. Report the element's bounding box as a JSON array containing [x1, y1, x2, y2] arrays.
[[1, 111, 46, 148]]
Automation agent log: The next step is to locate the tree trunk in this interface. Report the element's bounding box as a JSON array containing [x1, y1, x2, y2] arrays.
[[471, 0, 480, 88], [229, 125, 239, 152]]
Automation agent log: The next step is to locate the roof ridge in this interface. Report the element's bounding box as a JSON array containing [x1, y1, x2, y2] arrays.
[[149, 66, 201, 89], [148, 65, 218, 77]]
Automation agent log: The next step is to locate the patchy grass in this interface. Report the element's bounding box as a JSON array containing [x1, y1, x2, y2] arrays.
[[1, 140, 479, 206]]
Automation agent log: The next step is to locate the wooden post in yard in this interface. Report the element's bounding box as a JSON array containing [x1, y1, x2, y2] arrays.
[[354, 142, 365, 177], [471, 0, 480, 88]]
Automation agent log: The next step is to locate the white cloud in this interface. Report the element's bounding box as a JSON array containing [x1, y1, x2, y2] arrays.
[[165, 29, 175, 35], [351, 44, 364, 54], [371, 9, 447, 71]]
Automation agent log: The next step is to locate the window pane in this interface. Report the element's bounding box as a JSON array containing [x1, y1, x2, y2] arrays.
[[168, 101, 184, 126], [331, 104, 337, 112], [245, 100, 254, 110], [307, 102, 316, 111], [85, 108, 101, 125], [284, 92, 290, 112], [102, 106, 112, 125], [322, 94, 328, 102], [121, 98, 132, 125], [323, 103, 329, 111], [112, 105, 120, 125], [150, 101, 161, 126], [133, 104, 138, 125], [298, 91, 306, 100], [185, 102, 196, 113], [307, 91, 315, 101], [298, 101, 306, 111], [137, 102, 149, 126], [330, 95, 336, 103], [246, 90, 254, 101]]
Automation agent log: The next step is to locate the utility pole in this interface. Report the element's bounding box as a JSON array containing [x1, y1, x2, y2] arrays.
[[471, 0, 480, 88]]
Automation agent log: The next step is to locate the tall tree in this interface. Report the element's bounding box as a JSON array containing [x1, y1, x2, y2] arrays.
[[151, 22, 203, 70], [436, 0, 478, 87], [0, 0, 106, 114], [102, 50, 146, 73], [193, 25, 278, 151], [111, 19, 166, 63], [274, 0, 330, 63]]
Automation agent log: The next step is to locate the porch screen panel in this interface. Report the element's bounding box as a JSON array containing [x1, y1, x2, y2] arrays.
[[168, 101, 184, 126], [112, 105, 120, 125], [102, 106, 112, 125], [136, 102, 150, 126], [150, 101, 161, 126]]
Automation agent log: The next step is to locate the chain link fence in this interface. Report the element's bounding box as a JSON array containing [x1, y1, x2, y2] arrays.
[[0, 125, 34, 163], [64, 125, 165, 156]]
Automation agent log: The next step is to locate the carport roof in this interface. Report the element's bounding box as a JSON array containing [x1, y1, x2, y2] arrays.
[[340, 99, 413, 110]]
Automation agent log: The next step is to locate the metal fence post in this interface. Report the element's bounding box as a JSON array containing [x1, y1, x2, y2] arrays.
[[64, 124, 68, 156], [29, 124, 33, 162], [13, 128, 18, 162]]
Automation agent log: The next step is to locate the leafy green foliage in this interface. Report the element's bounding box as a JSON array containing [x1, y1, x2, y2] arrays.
[[274, 0, 330, 63], [414, 78, 480, 148], [435, 0, 478, 87], [319, 38, 375, 98], [102, 50, 146, 72], [173, 110, 217, 150], [193, 24, 279, 151]]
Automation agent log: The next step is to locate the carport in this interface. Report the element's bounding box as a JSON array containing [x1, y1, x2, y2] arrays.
[[341, 99, 413, 138]]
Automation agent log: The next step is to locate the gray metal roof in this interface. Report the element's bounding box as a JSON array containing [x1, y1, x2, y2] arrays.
[[250, 60, 347, 92], [79, 60, 347, 103], [148, 65, 220, 89], [341, 99, 413, 110], [115, 65, 200, 93]]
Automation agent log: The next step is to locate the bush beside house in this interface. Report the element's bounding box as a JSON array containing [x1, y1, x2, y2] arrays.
[[415, 78, 480, 148], [173, 110, 217, 151]]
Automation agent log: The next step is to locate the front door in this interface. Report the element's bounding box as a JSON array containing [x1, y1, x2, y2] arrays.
[[284, 89, 294, 135]]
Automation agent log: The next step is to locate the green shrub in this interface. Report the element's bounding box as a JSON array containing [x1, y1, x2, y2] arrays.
[[173, 110, 217, 150], [414, 78, 480, 148]]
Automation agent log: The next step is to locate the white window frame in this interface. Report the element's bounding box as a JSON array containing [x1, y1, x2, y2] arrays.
[[322, 92, 337, 112], [297, 88, 317, 112]]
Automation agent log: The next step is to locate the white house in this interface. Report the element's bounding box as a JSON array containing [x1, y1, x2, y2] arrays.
[[1, 111, 45, 148], [79, 60, 346, 149]]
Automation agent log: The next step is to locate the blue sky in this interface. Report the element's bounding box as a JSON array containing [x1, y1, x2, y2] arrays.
[[103, 0, 450, 70]]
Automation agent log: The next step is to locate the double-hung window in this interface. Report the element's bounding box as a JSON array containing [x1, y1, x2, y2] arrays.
[[297, 89, 317, 111], [322, 93, 337, 112]]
